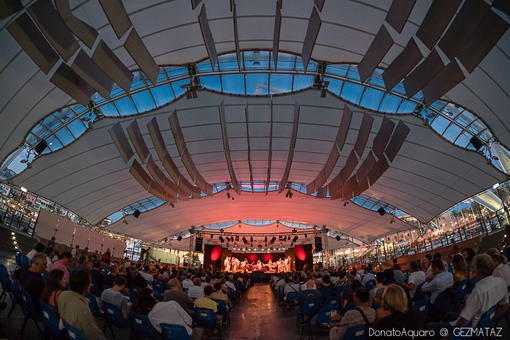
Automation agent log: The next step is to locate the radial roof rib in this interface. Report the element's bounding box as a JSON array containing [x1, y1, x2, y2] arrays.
[[146, 155, 165, 186], [314, 0, 325, 12], [108, 122, 134, 164], [329, 150, 358, 198], [219, 100, 241, 194], [49, 63, 95, 106], [415, 0, 462, 50], [124, 29, 160, 85], [27, 0, 79, 62], [198, 5, 218, 71], [129, 159, 151, 190], [232, 3, 241, 71], [367, 154, 389, 187], [71, 50, 114, 100], [126, 119, 150, 163], [266, 101, 274, 196], [384, 120, 411, 163], [385, 0, 416, 34], [358, 25, 393, 84], [456, 11, 510, 74], [278, 102, 300, 194], [98, 0, 132, 39], [91, 40, 134, 93], [245, 104, 255, 192], [10, 91, 507, 227], [382, 38, 423, 92], [7, 12, 59, 74], [493, 0, 510, 16], [402, 49, 444, 99], [353, 111, 374, 158], [272, 2, 282, 69], [372, 116, 396, 159], [422, 60, 466, 105], [301, 6, 321, 72], [356, 151, 376, 181], [191, 0, 202, 10], [0, 0, 22, 19], [54, 0, 98, 49], [438, 0, 491, 61]]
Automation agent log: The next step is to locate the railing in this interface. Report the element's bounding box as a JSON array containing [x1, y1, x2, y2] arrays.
[[0, 201, 37, 236]]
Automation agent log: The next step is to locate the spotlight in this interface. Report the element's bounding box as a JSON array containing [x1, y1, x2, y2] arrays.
[[250, 236, 253, 243], [170, 202, 175, 208], [133, 209, 141, 218], [177, 236, 183, 242], [305, 234, 308, 239], [343, 201, 349, 207], [235, 235, 239, 241], [123, 219, 128, 225], [227, 243, 229, 247], [335, 235, 341, 241], [270, 236, 276, 244], [219, 236, 224, 243], [390, 215, 395, 224], [242, 237, 248, 244], [265, 236, 268, 243], [285, 187, 293, 198], [292, 235, 298, 243], [211, 234, 214, 239]]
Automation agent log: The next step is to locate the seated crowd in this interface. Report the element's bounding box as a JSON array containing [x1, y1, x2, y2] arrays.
[[270, 246, 510, 339], [6, 240, 251, 340]]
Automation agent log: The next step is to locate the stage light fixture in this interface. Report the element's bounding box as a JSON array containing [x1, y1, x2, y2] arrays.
[[270, 236, 276, 244], [211, 234, 214, 239], [169, 202, 175, 208], [235, 235, 239, 241], [177, 236, 182, 242], [265, 236, 267, 243], [305, 234, 308, 238], [226, 243, 229, 247], [335, 235, 341, 241], [242, 237, 248, 244], [343, 201, 348, 207], [219, 236, 224, 243], [290, 243, 293, 247], [292, 235, 298, 243], [285, 186, 293, 198], [250, 236, 253, 243]]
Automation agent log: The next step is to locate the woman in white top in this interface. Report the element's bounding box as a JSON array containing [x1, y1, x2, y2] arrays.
[[486, 248, 510, 286], [403, 260, 425, 298]]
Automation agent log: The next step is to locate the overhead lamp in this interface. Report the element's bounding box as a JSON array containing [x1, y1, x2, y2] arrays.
[[265, 236, 268, 243], [390, 215, 396, 224], [292, 235, 298, 243], [285, 186, 293, 198], [177, 236, 182, 242], [242, 237, 248, 244], [343, 201, 349, 207], [235, 235, 239, 241], [335, 235, 341, 241], [250, 236, 253, 243], [270, 236, 276, 244], [219, 236, 224, 243], [226, 243, 229, 247], [169, 202, 175, 208], [493, 183, 500, 189], [211, 234, 214, 239]]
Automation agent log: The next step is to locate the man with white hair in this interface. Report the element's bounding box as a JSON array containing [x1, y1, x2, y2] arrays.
[[295, 279, 322, 323], [13, 252, 47, 311]]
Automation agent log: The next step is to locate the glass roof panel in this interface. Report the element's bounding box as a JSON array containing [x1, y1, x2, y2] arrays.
[[100, 103, 119, 116], [360, 88, 384, 110], [379, 94, 402, 113], [246, 73, 268, 95], [131, 91, 156, 113], [324, 77, 342, 95], [217, 53, 238, 71], [341, 82, 364, 104], [171, 79, 190, 97], [326, 64, 348, 77], [41, 115, 62, 131], [55, 128, 74, 146], [165, 66, 188, 79], [114, 97, 137, 115], [397, 100, 418, 113], [221, 74, 245, 94], [430, 115, 450, 135], [443, 124, 463, 143], [200, 75, 222, 91], [270, 74, 293, 94], [293, 75, 314, 91], [44, 135, 63, 152], [67, 119, 87, 138], [244, 51, 270, 69], [130, 72, 146, 91], [151, 84, 175, 106], [276, 53, 296, 70]]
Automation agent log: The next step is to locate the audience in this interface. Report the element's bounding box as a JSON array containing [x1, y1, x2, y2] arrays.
[[131, 287, 158, 315], [41, 269, 66, 315], [59, 270, 106, 339], [128, 266, 148, 289], [451, 254, 468, 284], [182, 273, 194, 290], [148, 299, 202, 339], [188, 277, 205, 299], [164, 278, 193, 312], [402, 260, 425, 299], [370, 272, 386, 298], [328, 288, 375, 339], [52, 251, 72, 283], [90, 260, 104, 296], [104, 265, 119, 288], [13, 252, 47, 311], [194, 285, 217, 313], [486, 247, 510, 286], [101, 276, 130, 320], [421, 259, 453, 304]]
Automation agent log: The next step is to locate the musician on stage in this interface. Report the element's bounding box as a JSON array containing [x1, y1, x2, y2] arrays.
[[224, 256, 231, 272]]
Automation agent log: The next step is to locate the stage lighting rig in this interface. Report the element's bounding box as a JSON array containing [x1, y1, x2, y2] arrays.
[[292, 235, 298, 243], [270, 236, 276, 244], [285, 184, 293, 198], [242, 237, 248, 244], [219, 236, 224, 243]]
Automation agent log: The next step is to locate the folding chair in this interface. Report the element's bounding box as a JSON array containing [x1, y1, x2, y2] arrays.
[[102, 301, 129, 338], [122, 291, 136, 303], [85, 293, 103, 317], [194, 307, 221, 339], [40, 300, 65, 339], [343, 324, 369, 340], [7, 278, 24, 319], [283, 291, 298, 314], [320, 287, 331, 301], [0, 263, 13, 301], [412, 297, 430, 320], [19, 286, 42, 335], [161, 323, 191, 340], [325, 295, 340, 309], [63, 319, 87, 340], [296, 299, 320, 331], [130, 312, 159, 339], [309, 306, 337, 339], [213, 299, 230, 329]]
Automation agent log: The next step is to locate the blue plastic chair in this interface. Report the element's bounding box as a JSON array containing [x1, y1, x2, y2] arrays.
[[102, 301, 129, 337], [154, 281, 166, 293], [8, 278, 24, 319], [430, 291, 450, 321], [102, 268, 108, 276], [153, 290, 163, 302], [343, 324, 369, 340], [296, 299, 320, 328], [467, 278, 478, 294], [477, 304, 497, 329], [412, 282, 426, 302], [122, 291, 136, 303], [344, 303, 356, 312], [41, 271, 48, 282], [325, 295, 340, 308], [161, 323, 191, 340], [85, 293, 103, 316], [131, 285, 142, 296], [194, 307, 221, 338], [311, 306, 336, 327], [63, 319, 87, 340], [320, 287, 332, 300], [0, 263, 13, 301], [453, 279, 468, 310], [40, 300, 65, 339], [19, 286, 42, 335], [412, 297, 430, 320], [90, 279, 101, 297], [130, 312, 159, 339], [213, 299, 230, 328], [283, 291, 298, 314]]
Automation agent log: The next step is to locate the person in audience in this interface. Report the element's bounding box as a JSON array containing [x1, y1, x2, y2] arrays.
[[486, 248, 510, 286], [295, 280, 322, 323], [46, 237, 56, 248], [13, 252, 46, 311], [188, 277, 205, 299], [361, 264, 374, 286], [433, 252, 448, 271], [101, 276, 130, 320], [131, 287, 158, 315], [71, 245, 80, 258], [164, 278, 193, 313], [104, 265, 119, 288], [194, 285, 217, 312], [182, 273, 194, 290], [230, 274, 243, 292], [148, 299, 202, 339], [118, 264, 129, 282], [451, 254, 468, 284], [328, 288, 375, 339], [43, 247, 54, 273], [373, 287, 390, 326], [382, 269, 395, 286], [52, 245, 62, 261], [375, 284, 424, 338], [52, 251, 72, 283], [128, 266, 148, 289], [421, 257, 432, 279], [368, 271, 383, 295], [26, 242, 45, 260], [392, 264, 405, 285], [462, 247, 476, 280], [90, 260, 104, 297], [343, 280, 362, 310], [421, 259, 453, 305], [74, 255, 89, 273], [140, 265, 154, 283], [428, 254, 509, 335], [59, 270, 106, 340], [211, 282, 231, 310], [102, 248, 111, 265], [318, 274, 332, 291], [402, 260, 425, 299], [41, 269, 66, 315], [224, 275, 237, 292], [284, 275, 301, 299]]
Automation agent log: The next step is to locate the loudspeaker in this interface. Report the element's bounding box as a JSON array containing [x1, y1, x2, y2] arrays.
[[315, 236, 323, 252], [177, 236, 183, 242], [470, 136, 483, 150], [34, 140, 47, 154], [335, 235, 341, 241], [377, 207, 386, 216], [133, 209, 141, 218], [195, 237, 203, 252]]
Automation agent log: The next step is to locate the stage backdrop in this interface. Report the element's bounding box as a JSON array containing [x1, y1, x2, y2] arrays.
[[292, 244, 313, 270], [230, 252, 286, 265]]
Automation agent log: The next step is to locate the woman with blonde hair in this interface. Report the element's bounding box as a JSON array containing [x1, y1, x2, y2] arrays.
[[451, 254, 468, 284], [486, 248, 510, 286], [375, 284, 424, 338]]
